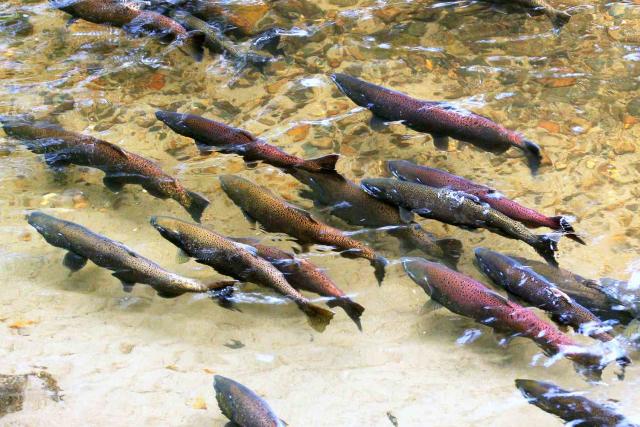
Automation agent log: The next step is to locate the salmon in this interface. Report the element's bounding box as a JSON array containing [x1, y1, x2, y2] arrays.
[[214, 375, 285, 427], [506, 0, 571, 28]]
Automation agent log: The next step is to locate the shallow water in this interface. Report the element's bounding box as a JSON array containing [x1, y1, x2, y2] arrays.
[[1, 0, 640, 425]]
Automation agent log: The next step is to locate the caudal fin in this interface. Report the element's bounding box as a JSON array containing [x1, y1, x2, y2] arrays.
[[436, 238, 463, 270], [549, 216, 586, 245], [371, 256, 388, 286], [327, 297, 365, 331], [207, 282, 237, 310], [532, 234, 559, 267], [180, 31, 205, 62], [520, 139, 542, 174], [185, 190, 210, 222], [300, 302, 334, 332], [299, 154, 340, 172]]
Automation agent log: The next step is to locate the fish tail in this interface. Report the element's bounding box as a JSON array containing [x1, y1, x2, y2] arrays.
[[532, 234, 559, 267], [550, 216, 586, 245], [180, 30, 205, 62], [549, 10, 571, 29], [520, 139, 542, 174], [327, 297, 365, 331], [241, 52, 272, 72], [435, 238, 463, 270], [371, 255, 388, 286], [300, 302, 334, 332], [184, 190, 210, 222], [299, 153, 340, 172], [207, 281, 238, 311]]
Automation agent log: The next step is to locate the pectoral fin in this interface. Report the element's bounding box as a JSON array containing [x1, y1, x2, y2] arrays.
[[420, 299, 443, 315], [103, 175, 126, 192], [62, 251, 88, 272], [398, 206, 414, 223], [112, 270, 140, 288], [432, 135, 449, 150], [369, 115, 388, 131], [44, 151, 71, 168]]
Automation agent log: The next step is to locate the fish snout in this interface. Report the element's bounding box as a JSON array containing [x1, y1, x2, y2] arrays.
[[360, 180, 384, 199], [150, 216, 182, 242], [155, 110, 189, 133]]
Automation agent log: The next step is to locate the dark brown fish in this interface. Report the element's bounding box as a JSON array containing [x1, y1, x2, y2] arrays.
[[290, 168, 462, 268], [232, 237, 364, 330], [219, 175, 387, 284], [2, 118, 209, 222], [515, 379, 635, 426], [504, 0, 571, 27], [362, 178, 558, 266], [214, 375, 285, 427], [27, 211, 234, 300], [388, 160, 585, 244], [150, 216, 334, 331], [155, 110, 339, 172], [52, 0, 204, 60], [331, 73, 542, 173]]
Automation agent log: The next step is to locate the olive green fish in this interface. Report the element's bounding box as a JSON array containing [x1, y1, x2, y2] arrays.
[[214, 375, 285, 427], [219, 175, 387, 284], [150, 216, 334, 331]]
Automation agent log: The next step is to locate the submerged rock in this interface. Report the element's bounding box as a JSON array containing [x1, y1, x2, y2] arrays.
[[0, 371, 62, 418]]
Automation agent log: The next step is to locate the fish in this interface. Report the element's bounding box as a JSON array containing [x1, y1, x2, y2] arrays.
[[290, 168, 462, 268], [475, 248, 616, 343], [27, 211, 235, 300], [219, 175, 387, 284], [52, 0, 205, 61], [150, 216, 334, 331], [155, 111, 339, 172], [515, 379, 635, 426], [1, 118, 210, 222], [331, 73, 542, 173], [403, 258, 615, 378], [213, 375, 285, 427], [387, 160, 585, 245], [506, 0, 571, 28], [231, 237, 365, 330], [361, 178, 559, 266]]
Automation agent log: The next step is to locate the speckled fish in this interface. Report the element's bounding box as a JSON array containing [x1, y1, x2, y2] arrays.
[[362, 178, 558, 266], [27, 211, 234, 300], [1, 118, 209, 222], [219, 175, 387, 284], [232, 237, 364, 330], [475, 248, 616, 343], [510, 256, 634, 325], [515, 379, 635, 427], [403, 258, 612, 377], [52, 0, 204, 60], [214, 375, 285, 427], [155, 111, 339, 172], [388, 160, 585, 244], [150, 216, 334, 331], [505, 0, 571, 28], [290, 168, 462, 268], [331, 73, 542, 173]]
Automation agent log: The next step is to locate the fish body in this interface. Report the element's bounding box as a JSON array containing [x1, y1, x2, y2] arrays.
[[2, 118, 209, 222], [27, 211, 232, 299], [507, 0, 571, 27], [388, 160, 583, 244], [331, 73, 542, 172], [219, 175, 387, 284], [213, 375, 284, 427], [150, 216, 334, 331], [361, 178, 558, 266], [291, 169, 462, 268], [475, 248, 614, 343], [515, 379, 634, 426], [155, 111, 338, 172]]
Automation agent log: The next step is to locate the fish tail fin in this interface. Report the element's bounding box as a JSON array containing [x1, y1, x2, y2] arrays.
[[435, 238, 463, 270], [533, 234, 559, 267], [550, 10, 571, 29], [180, 30, 205, 62], [550, 216, 586, 245], [520, 139, 542, 174], [185, 190, 210, 222], [371, 255, 388, 286], [241, 52, 272, 72], [327, 297, 365, 331], [299, 154, 340, 172], [207, 281, 237, 311], [300, 303, 334, 332]]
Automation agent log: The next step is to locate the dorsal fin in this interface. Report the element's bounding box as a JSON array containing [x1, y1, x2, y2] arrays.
[[287, 205, 318, 223], [95, 139, 130, 159], [484, 288, 512, 306]]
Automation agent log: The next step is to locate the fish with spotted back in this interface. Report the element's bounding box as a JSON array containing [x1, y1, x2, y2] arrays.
[[331, 73, 542, 173], [214, 375, 285, 427], [150, 216, 334, 332], [27, 211, 235, 301], [1, 117, 209, 222]]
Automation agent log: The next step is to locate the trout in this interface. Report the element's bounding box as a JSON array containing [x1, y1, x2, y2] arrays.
[[331, 73, 542, 173], [52, 0, 204, 60], [475, 248, 615, 343], [505, 0, 571, 28], [231, 237, 365, 330], [214, 375, 285, 427], [290, 168, 462, 268], [388, 159, 585, 244], [27, 211, 234, 300], [515, 379, 635, 426], [2, 118, 210, 222], [403, 258, 613, 377], [361, 178, 559, 266], [155, 111, 339, 172], [150, 216, 334, 331], [219, 175, 387, 284]]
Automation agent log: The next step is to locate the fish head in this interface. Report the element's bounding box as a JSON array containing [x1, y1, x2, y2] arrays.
[[402, 257, 443, 296], [213, 375, 239, 420], [360, 178, 398, 203], [386, 160, 415, 180], [330, 73, 370, 107], [150, 216, 188, 248], [515, 379, 552, 402], [473, 248, 516, 282], [219, 174, 255, 203], [26, 211, 64, 237], [155, 110, 194, 136]]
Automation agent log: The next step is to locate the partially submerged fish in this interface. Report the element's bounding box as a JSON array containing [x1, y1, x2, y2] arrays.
[[27, 211, 234, 300], [213, 375, 285, 427], [232, 237, 365, 330], [503, 0, 571, 28], [475, 248, 615, 343], [155, 111, 339, 172], [150, 216, 334, 331], [290, 168, 462, 268], [331, 73, 542, 173], [515, 379, 634, 426], [52, 0, 205, 60], [219, 175, 387, 284], [1, 118, 209, 222], [362, 178, 558, 266], [388, 160, 584, 244]]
